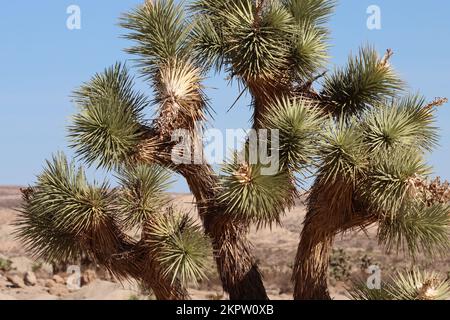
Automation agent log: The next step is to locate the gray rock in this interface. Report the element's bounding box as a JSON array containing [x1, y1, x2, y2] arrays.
[[0, 274, 11, 288], [10, 257, 33, 274], [24, 271, 37, 286], [39, 263, 54, 277], [45, 279, 56, 288], [52, 275, 66, 285], [81, 270, 96, 286], [7, 274, 25, 288]]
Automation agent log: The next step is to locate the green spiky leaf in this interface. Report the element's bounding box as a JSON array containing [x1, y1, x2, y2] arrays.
[[388, 269, 450, 300], [322, 46, 403, 117], [15, 153, 115, 262], [349, 269, 450, 300], [318, 118, 368, 184], [362, 150, 430, 214], [284, 0, 336, 27], [218, 157, 294, 227], [145, 211, 211, 285], [190, 16, 226, 72], [263, 96, 324, 172], [291, 23, 329, 79], [347, 281, 393, 300], [69, 64, 147, 170], [363, 95, 439, 153], [223, 0, 294, 81], [117, 164, 172, 230], [121, 0, 191, 79], [378, 201, 450, 257]]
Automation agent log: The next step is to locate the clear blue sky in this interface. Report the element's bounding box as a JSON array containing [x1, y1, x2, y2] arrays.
[[1, 1, 449, 192]]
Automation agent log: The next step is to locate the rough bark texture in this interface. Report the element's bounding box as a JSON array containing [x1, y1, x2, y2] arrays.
[[180, 164, 269, 300], [293, 181, 377, 300], [136, 135, 269, 300], [128, 57, 272, 299], [21, 185, 188, 300], [293, 215, 333, 300], [81, 221, 189, 300]]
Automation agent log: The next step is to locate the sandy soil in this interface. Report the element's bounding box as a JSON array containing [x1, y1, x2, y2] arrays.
[[0, 186, 448, 300]]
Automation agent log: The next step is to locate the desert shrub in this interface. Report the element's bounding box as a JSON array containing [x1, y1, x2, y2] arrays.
[[0, 257, 13, 272], [329, 249, 352, 283]]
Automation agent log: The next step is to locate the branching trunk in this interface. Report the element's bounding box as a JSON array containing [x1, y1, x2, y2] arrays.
[[179, 164, 269, 300], [133, 252, 189, 300], [134, 78, 270, 298], [293, 182, 377, 300], [79, 219, 188, 300], [292, 209, 334, 300], [136, 137, 268, 299]]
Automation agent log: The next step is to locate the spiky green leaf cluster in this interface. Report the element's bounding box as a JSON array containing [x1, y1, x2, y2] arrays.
[[262, 96, 324, 172], [317, 118, 367, 184], [291, 24, 329, 79], [15, 153, 114, 262], [322, 46, 403, 117], [363, 95, 439, 153], [69, 64, 146, 170], [16, 153, 211, 288], [361, 150, 431, 214], [218, 157, 293, 226], [284, 0, 336, 27], [361, 147, 449, 257], [191, 0, 331, 82], [189, 15, 226, 72], [316, 93, 439, 191], [378, 202, 450, 257], [145, 211, 211, 285], [349, 269, 450, 300], [121, 0, 191, 78], [312, 91, 447, 258], [224, 0, 294, 81], [117, 164, 172, 230]]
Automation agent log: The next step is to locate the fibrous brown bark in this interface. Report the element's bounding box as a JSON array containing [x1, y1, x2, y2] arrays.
[[82, 221, 189, 300], [21, 185, 188, 300], [178, 165, 268, 300], [293, 181, 377, 300], [136, 133, 269, 300], [128, 56, 270, 299]]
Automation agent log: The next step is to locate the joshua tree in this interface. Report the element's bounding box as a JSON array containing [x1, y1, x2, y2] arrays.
[[17, 0, 450, 300]]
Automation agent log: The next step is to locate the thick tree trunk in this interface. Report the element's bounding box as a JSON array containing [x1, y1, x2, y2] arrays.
[[79, 221, 189, 300], [137, 127, 269, 300], [292, 210, 334, 300], [293, 182, 377, 300], [179, 164, 269, 300], [215, 237, 268, 300], [139, 259, 189, 300]]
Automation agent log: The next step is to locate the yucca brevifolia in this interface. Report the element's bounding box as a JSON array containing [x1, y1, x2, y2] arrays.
[[17, 0, 272, 300], [349, 269, 450, 300], [17, 153, 210, 300], [190, 0, 450, 300], [290, 53, 450, 299], [16, 0, 450, 301]]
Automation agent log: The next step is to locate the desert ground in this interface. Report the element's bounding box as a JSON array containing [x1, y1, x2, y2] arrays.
[[1, 186, 449, 300]]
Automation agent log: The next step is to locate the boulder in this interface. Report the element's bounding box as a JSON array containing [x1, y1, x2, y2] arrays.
[[81, 270, 97, 286], [52, 275, 65, 285], [45, 279, 56, 288], [10, 257, 33, 274], [24, 271, 37, 286], [47, 284, 69, 297], [7, 274, 25, 288]]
